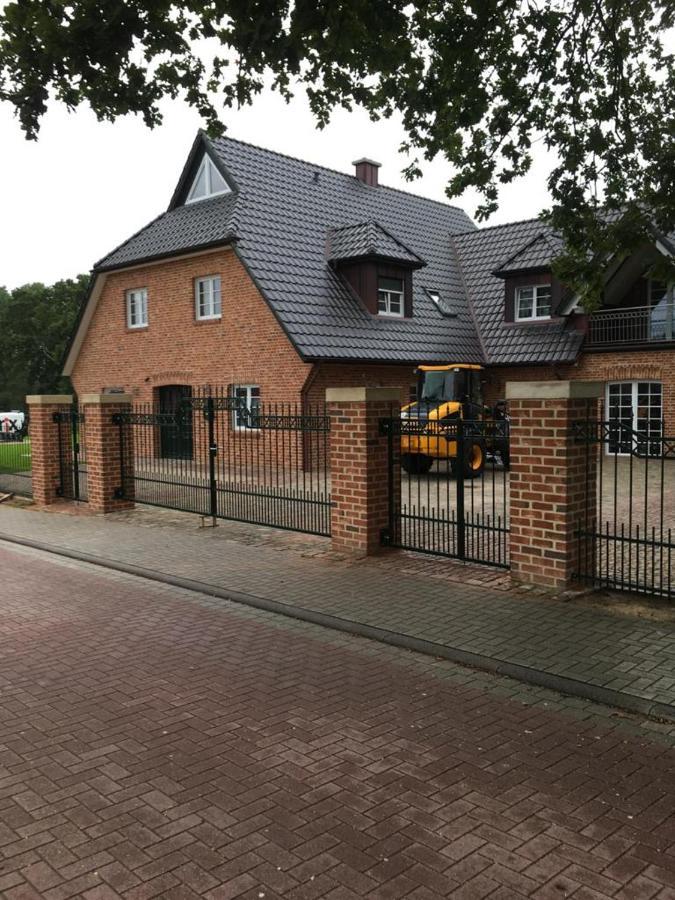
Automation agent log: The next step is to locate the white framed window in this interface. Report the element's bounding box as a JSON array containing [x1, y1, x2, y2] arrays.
[[515, 284, 552, 321], [232, 385, 261, 431], [186, 155, 230, 204], [377, 276, 404, 317], [195, 276, 222, 320], [126, 288, 148, 328], [606, 381, 663, 456]]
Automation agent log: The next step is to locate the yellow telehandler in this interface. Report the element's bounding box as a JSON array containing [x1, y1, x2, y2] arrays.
[[400, 364, 509, 477]]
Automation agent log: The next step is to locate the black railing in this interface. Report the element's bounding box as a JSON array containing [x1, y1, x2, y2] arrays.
[[115, 387, 332, 536], [53, 403, 88, 501], [586, 305, 675, 347], [381, 410, 510, 568], [573, 415, 675, 600], [0, 414, 32, 497]]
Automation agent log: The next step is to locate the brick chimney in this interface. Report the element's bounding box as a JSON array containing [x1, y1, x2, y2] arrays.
[[353, 158, 381, 187]]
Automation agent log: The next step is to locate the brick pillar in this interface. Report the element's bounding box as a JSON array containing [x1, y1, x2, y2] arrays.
[[80, 394, 135, 514], [26, 395, 73, 505], [327, 387, 402, 556], [506, 381, 602, 589]]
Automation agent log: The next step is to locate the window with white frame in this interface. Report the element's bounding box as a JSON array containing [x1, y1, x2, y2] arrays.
[[186, 155, 230, 204], [377, 276, 404, 317], [195, 276, 222, 320], [231, 385, 261, 431], [607, 381, 663, 456], [515, 284, 552, 321], [126, 288, 148, 328]]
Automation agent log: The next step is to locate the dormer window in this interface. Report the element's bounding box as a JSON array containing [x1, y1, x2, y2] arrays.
[[186, 155, 230, 204], [377, 277, 404, 317], [515, 284, 552, 321]]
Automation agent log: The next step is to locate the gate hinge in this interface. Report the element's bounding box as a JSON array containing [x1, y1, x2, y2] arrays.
[[113, 486, 124, 499], [379, 418, 393, 437], [380, 527, 392, 546]]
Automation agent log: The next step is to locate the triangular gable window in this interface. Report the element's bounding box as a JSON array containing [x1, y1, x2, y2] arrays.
[[186, 155, 230, 203]]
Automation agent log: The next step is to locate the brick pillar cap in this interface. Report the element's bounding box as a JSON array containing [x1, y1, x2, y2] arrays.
[[26, 394, 73, 405], [326, 387, 402, 402], [80, 393, 133, 404], [505, 380, 604, 400]]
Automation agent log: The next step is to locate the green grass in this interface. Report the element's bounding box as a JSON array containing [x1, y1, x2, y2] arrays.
[[0, 439, 32, 474]]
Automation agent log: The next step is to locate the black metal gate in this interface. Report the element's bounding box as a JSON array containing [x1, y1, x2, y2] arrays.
[[381, 413, 510, 568], [573, 417, 675, 599], [114, 389, 332, 536], [54, 402, 87, 501]]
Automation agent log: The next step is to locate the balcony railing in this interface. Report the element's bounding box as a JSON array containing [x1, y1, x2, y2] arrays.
[[586, 304, 675, 347]]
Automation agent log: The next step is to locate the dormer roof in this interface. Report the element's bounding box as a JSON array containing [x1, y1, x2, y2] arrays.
[[328, 221, 426, 268], [493, 231, 563, 277]]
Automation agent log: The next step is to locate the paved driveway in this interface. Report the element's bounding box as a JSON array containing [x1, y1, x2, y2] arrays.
[[1, 542, 675, 899]]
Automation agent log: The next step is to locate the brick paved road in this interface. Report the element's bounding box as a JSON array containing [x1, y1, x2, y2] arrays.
[[2, 505, 675, 716], [2, 543, 675, 899]]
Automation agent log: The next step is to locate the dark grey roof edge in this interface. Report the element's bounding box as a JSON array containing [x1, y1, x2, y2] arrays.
[[95, 234, 237, 274], [492, 231, 555, 275], [449, 236, 488, 365], [453, 215, 545, 240], [231, 244, 309, 363], [92, 210, 168, 271], [375, 221, 427, 265], [210, 132, 475, 218]]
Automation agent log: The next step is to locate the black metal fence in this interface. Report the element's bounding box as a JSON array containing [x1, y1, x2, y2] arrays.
[[573, 417, 675, 599], [114, 388, 332, 536], [381, 410, 510, 568], [0, 412, 32, 496], [54, 403, 88, 501]]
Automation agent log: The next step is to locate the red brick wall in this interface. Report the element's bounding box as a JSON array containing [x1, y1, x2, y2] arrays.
[[27, 399, 73, 505], [509, 396, 598, 588], [485, 349, 675, 432], [71, 249, 312, 403], [327, 390, 401, 555], [305, 363, 415, 405]]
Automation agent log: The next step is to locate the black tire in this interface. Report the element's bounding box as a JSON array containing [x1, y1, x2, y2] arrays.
[[401, 453, 434, 475], [451, 440, 486, 478]]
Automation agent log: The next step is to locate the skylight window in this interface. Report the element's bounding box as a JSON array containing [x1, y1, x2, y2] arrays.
[[186, 155, 230, 203], [427, 289, 457, 318]]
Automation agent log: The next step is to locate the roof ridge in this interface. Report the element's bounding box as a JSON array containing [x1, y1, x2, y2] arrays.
[[209, 132, 473, 217], [494, 229, 550, 271], [453, 215, 546, 237]]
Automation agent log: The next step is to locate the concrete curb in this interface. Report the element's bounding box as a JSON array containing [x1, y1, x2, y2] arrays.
[[3, 531, 674, 724]]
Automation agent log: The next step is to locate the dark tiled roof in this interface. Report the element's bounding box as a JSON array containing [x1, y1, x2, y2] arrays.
[[95, 134, 482, 364], [452, 220, 584, 366], [493, 231, 563, 275], [96, 192, 238, 271], [328, 221, 425, 266], [209, 137, 484, 363], [91, 134, 597, 367]]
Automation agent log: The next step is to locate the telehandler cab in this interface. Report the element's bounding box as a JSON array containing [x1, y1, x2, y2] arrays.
[[400, 364, 509, 477]]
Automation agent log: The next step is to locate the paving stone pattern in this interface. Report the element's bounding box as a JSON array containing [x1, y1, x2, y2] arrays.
[[1, 505, 675, 711], [1, 541, 675, 899]]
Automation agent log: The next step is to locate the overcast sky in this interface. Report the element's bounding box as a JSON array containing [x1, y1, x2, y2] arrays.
[[0, 89, 555, 290]]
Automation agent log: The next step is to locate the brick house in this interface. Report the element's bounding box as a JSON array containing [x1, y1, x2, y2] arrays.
[[64, 131, 675, 440]]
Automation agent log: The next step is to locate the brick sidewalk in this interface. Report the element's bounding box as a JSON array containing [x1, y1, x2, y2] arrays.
[[2, 541, 675, 899], [1, 504, 675, 720]]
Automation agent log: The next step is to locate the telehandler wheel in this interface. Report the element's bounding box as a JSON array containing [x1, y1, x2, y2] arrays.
[[401, 453, 434, 475], [451, 440, 486, 478]]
